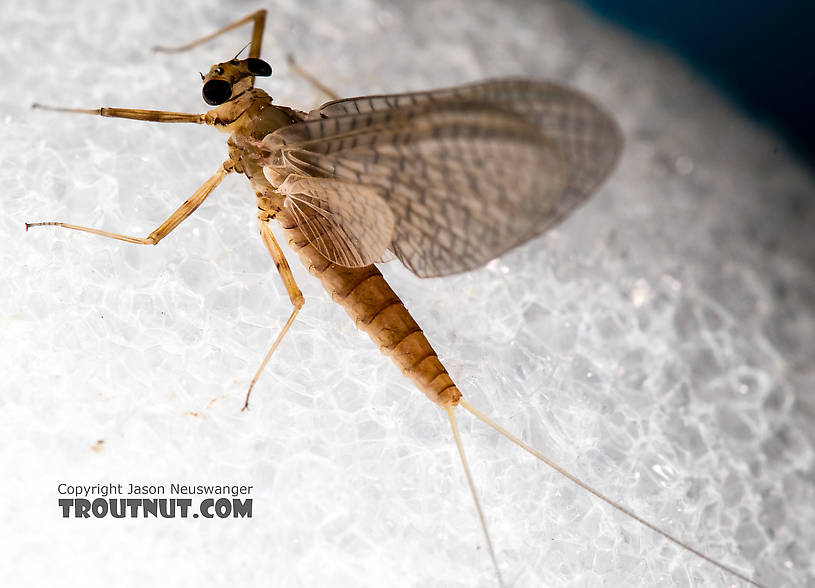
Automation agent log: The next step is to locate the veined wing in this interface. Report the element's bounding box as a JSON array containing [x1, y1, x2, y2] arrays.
[[262, 79, 622, 278], [276, 174, 395, 268], [314, 79, 622, 207]]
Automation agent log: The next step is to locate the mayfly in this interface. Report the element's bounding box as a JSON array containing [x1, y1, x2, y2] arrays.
[[27, 10, 763, 587]]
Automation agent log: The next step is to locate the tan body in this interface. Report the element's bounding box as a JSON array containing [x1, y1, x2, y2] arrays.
[[276, 207, 461, 408], [216, 88, 461, 409], [222, 98, 459, 408]]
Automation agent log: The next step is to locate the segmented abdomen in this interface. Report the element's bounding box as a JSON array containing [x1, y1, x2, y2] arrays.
[[275, 208, 461, 408]]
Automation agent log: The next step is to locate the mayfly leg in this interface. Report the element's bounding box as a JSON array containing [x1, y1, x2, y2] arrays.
[[30, 103, 207, 124], [286, 54, 341, 101], [153, 9, 267, 59], [244, 218, 305, 411], [28, 67, 234, 244], [152, 7, 339, 102], [26, 161, 233, 245]]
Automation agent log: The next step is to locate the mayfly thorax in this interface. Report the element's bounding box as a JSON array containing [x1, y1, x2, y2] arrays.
[[27, 10, 765, 587]]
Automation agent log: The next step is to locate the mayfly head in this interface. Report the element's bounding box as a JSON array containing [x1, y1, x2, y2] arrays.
[[201, 58, 272, 106]]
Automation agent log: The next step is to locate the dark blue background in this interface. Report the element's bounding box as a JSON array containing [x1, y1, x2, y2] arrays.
[[583, 1, 815, 166]]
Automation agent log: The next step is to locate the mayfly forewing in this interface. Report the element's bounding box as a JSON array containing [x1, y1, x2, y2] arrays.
[[262, 88, 582, 277], [316, 78, 622, 194]]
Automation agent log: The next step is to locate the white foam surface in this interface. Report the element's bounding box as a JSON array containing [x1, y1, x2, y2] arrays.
[[2, 0, 814, 586]]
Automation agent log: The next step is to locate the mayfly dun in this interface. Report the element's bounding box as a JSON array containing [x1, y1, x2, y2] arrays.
[[27, 10, 765, 587]]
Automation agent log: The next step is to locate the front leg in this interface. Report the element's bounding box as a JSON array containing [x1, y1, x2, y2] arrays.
[[32, 89, 260, 129], [153, 10, 267, 59], [26, 161, 234, 245], [31, 103, 209, 124]]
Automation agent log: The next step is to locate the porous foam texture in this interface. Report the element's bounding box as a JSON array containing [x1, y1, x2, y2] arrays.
[[2, 0, 814, 586]]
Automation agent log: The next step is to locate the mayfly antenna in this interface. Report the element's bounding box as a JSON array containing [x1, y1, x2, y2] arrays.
[[233, 41, 251, 60]]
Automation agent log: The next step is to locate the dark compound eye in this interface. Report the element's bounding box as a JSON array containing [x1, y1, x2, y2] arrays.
[[214, 66, 224, 75], [246, 58, 272, 77], [202, 79, 232, 105]]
